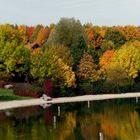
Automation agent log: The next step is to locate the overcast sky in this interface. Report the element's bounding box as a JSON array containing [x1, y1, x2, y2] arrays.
[[0, 0, 140, 26]]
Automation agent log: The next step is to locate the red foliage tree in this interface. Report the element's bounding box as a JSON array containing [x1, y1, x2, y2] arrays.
[[43, 79, 53, 97], [27, 26, 34, 39]]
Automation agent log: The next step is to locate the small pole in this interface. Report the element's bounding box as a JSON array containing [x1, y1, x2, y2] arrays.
[[53, 115, 56, 128], [58, 106, 61, 116], [88, 101, 90, 108], [136, 97, 138, 103], [99, 132, 103, 140]]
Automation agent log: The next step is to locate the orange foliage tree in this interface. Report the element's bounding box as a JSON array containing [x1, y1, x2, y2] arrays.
[[116, 25, 140, 41], [85, 27, 103, 48], [99, 50, 115, 71], [78, 52, 98, 82], [36, 27, 50, 45]]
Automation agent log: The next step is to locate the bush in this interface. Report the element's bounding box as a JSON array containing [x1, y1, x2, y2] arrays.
[[14, 83, 42, 98], [43, 79, 53, 97], [78, 80, 94, 94]]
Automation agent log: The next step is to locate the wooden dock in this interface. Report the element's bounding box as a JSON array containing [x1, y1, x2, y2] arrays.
[[0, 92, 140, 111]]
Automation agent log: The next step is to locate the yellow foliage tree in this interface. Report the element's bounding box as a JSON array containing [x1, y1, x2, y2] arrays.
[[47, 55, 76, 88], [17, 25, 28, 44], [108, 43, 140, 81]]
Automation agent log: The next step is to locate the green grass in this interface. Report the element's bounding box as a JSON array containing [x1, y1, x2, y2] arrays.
[[0, 88, 32, 101]]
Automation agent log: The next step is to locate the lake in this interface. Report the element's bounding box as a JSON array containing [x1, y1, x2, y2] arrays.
[[0, 99, 140, 140]]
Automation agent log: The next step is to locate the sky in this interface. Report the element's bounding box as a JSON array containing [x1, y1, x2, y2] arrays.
[[0, 0, 140, 26]]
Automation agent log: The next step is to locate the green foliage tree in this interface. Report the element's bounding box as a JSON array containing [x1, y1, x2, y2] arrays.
[[0, 40, 30, 78], [104, 28, 126, 47], [87, 46, 102, 65], [101, 40, 115, 52], [47, 18, 87, 65], [105, 65, 128, 93], [30, 46, 75, 87], [30, 48, 47, 82], [48, 18, 84, 46], [71, 34, 87, 65]]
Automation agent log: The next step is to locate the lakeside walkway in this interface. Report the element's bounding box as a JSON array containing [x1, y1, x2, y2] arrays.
[[0, 92, 140, 111]]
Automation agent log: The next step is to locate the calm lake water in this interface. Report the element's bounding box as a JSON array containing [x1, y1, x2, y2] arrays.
[[0, 99, 140, 140]]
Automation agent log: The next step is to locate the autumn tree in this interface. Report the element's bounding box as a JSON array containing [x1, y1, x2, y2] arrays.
[[85, 26, 103, 48], [17, 25, 28, 44], [78, 52, 98, 82], [36, 27, 50, 45], [30, 45, 76, 87], [44, 44, 73, 66], [44, 55, 76, 88], [108, 44, 140, 83], [46, 56, 76, 88], [0, 24, 19, 43], [45, 45, 76, 88], [116, 25, 140, 41], [99, 50, 115, 71], [30, 24, 43, 43], [27, 26, 34, 38]]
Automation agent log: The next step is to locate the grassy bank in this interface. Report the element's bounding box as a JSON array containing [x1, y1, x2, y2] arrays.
[[0, 88, 32, 101]]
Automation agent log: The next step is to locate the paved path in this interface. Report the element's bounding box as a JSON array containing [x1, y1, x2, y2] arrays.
[[0, 92, 140, 111]]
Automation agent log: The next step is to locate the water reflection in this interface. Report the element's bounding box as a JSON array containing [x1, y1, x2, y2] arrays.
[[0, 101, 140, 140]]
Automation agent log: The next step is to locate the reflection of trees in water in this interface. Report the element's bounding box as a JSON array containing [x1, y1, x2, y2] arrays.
[[0, 106, 54, 140], [0, 107, 77, 140], [55, 112, 76, 140], [44, 107, 54, 125], [0, 105, 140, 140], [79, 106, 140, 140]]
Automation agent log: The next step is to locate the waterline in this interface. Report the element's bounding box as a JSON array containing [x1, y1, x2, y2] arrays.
[[0, 92, 140, 110]]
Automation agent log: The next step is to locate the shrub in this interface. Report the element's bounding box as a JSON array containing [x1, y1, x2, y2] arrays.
[[14, 83, 42, 98], [78, 80, 94, 94]]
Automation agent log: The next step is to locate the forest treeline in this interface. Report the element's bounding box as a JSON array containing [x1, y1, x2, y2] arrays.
[[1, 18, 140, 95]]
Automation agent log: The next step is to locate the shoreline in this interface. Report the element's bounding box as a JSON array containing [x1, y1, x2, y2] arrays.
[[0, 92, 140, 111]]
